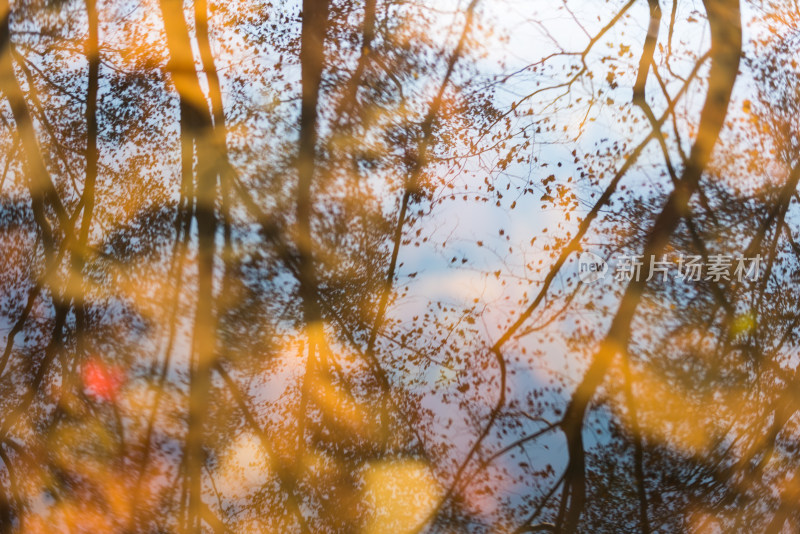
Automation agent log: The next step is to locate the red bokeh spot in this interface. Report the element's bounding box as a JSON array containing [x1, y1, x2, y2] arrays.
[[82, 358, 125, 402]]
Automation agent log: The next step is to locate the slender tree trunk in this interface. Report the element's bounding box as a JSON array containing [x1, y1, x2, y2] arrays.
[[557, 1, 742, 531], [71, 0, 100, 396], [158, 1, 218, 530], [294, 0, 330, 492], [0, 0, 75, 443]]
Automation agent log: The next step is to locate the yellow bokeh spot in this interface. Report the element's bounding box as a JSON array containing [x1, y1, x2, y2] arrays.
[[362, 460, 441, 534], [732, 312, 756, 335]]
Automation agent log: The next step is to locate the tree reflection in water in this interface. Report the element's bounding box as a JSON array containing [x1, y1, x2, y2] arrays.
[[0, 0, 798, 532]]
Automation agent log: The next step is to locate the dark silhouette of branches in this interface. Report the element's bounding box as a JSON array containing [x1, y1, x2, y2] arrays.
[[557, 1, 742, 530], [0, 0, 796, 532]]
